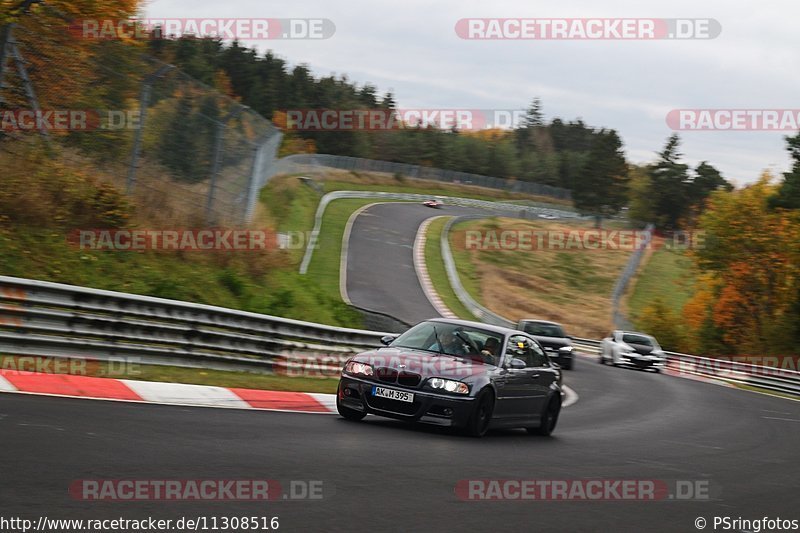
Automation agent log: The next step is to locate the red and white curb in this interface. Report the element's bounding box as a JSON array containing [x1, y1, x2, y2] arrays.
[[0, 370, 337, 414], [413, 216, 458, 319], [0, 370, 577, 412]]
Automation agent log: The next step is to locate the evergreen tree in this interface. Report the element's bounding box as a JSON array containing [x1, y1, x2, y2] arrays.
[[770, 133, 800, 209], [572, 129, 628, 223], [649, 134, 690, 229]]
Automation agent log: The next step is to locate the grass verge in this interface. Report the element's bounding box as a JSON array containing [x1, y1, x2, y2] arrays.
[[447, 217, 633, 338], [626, 247, 695, 323]]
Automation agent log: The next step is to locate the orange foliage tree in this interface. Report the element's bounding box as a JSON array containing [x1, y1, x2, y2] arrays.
[[682, 172, 800, 355]]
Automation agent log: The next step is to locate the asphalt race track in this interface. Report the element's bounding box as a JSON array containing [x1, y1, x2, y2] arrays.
[[344, 202, 496, 324], [3, 202, 800, 532], [2, 361, 799, 532]]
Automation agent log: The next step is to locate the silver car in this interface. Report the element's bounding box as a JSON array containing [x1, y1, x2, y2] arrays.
[[599, 330, 666, 372]]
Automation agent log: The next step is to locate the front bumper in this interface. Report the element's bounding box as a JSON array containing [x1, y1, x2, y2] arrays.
[[619, 355, 666, 369], [338, 375, 475, 427], [544, 348, 573, 367]]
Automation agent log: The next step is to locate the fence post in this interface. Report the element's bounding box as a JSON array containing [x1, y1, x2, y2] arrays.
[[243, 129, 282, 223], [0, 24, 13, 105], [126, 64, 173, 194], [205, 106, 243, 225], [0, 1, 42, 104]]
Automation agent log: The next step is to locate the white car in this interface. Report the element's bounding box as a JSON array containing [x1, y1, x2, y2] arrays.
[[599, 330, 666, 372], [423, 198, 443, 208]]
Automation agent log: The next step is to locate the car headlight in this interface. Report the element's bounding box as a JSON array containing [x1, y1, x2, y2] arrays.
[[558, 346, 573, 353], [428, 377, 470, 394], [344, 361, 373, 377]]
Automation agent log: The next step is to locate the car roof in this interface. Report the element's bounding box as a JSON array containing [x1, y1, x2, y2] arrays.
[[426, 318, 518, 336], [519, 319, 562, 326]]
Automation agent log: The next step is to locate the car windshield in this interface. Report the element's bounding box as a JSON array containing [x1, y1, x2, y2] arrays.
[[623, 334, 653, 347], [392, 321, 504, 361], [522, 322, 566, 337]]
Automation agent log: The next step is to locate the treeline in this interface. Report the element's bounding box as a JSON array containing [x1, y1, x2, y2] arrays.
[[147, 38, 627, 196]]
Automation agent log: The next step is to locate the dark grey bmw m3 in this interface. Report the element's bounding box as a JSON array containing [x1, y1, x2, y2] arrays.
[[337, 318, 563, 437]]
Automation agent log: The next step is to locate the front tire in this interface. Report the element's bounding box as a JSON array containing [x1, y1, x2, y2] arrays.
[[465, 389, 494, 437], [337, 395, 366, 421], [528, 396, 561, 436]]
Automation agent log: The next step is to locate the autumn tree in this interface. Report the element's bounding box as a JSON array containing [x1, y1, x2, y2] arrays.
[[683, 173, 800, 355]]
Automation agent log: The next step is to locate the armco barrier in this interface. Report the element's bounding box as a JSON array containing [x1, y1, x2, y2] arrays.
[[439, 215, 515, 329], [569, 338, 800, 397], [1, 275, 798, 398], [0, 276, 389, 376], [271, 153, 573, 201], [610, 223, 654, 330]]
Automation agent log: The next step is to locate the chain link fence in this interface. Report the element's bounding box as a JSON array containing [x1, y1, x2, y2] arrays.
[[0, 3, 282, 226], [272, 153, 572, 202]]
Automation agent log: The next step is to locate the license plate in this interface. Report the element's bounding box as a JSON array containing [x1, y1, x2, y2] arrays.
[[372, 386, 414, 403]]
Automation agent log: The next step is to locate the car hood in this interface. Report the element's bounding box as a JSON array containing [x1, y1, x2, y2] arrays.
[[626, 343, 663, 356], [351, 347, 491, 380]]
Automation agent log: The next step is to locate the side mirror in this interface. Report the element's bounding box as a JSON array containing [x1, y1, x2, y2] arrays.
[[380, 335, 396, 346], [509, 358, 527, 369]]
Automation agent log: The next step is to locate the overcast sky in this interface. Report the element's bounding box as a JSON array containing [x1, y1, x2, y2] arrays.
[[145, 0, 799, 186]]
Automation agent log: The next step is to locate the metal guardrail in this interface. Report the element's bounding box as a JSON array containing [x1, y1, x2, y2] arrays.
[[440, 215, 515, 329], [1, 274, 798, 397], [611, 223, 654, 330], [568, 338, 800, 397], [271, 153, 573, 201], [0, 276, 390, 375]]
